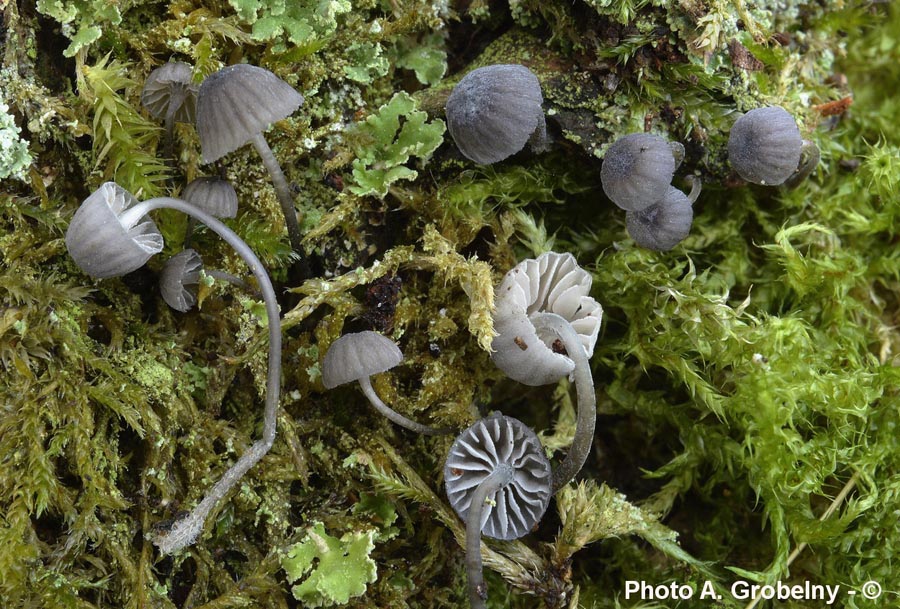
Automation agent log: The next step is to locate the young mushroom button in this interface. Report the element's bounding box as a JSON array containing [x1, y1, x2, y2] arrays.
[[601, 133, 682, 211], [446, 64, 547, 165], [196, 64, 305, 251], [626, 177, 701, 251], [322, 331, 449, 435], [445, 413, 552, 609], [728, 106, 818, 186]]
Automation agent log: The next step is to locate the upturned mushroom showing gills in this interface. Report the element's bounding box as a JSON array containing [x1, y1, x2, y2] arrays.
[[141, 62, 198, 161], [600, 133, 682, 211], [445, 64, 547, 165], [444, 413, 551, 609], [728, 105, 819, 186], [491, 252, 602, 493], [65, 182, 282, 555], [322, 331, 449, 435], [626, 177, 701, 251], [196, 63, 305, 252]]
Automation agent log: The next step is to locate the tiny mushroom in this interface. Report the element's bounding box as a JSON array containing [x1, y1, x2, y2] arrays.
[[445, 412, 552, 609], [728, 105, 819, 186], [196, 64, 305, 251], [322, 331, 450, 435], [160, 249, 252, 312], [491, 252, 602, 493], [65, 182, 282, 555], [141, 62, 198, 161], [446, 64, 547, 165], [181, 176, 239, 246], [626, 176, 701, 251], [601, 133, 682, 211]]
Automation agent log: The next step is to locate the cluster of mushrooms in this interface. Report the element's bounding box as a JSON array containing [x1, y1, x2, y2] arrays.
[[63, 58, 818, 607]]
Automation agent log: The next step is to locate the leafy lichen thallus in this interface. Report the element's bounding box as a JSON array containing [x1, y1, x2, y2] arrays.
[[65, 182, 282, 554], [196, 63, 305, 252], [491, 251, 603, 493], [322, 331, 450, 435], [444, 413, 552, 609]]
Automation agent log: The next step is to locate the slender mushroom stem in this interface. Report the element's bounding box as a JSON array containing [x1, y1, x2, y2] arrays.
[[204, 268, 254, 294], [119, 198, 281, 554], [685, 175, 702, 204], [357, 376, 452, 436], [249, 132, 304, 252], [465, 464, 514, 609], [161, 89, 185, 163], [531, 312, 596, 494]]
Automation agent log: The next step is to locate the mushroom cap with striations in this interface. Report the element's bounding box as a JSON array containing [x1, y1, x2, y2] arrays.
[[491, 252, 603, 386], [322, 331, 403, 389], [141, 62, 198, 124], [446, 64, 545, 165], [626, 185, 694, 251], [445, 413, 552, 541], [728, 106, 802, 186], [196, 64, 305, 164], [160, 249, 204, 312], [65, 182, 164, 279], [182, 177, 239, 219], [601, 133, 677, 211]]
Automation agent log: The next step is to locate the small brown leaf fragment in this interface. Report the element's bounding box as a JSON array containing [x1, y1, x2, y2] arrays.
[[728, 40, 764, 71], [514, 336, 528, 351], [813, 96, 853, 117]]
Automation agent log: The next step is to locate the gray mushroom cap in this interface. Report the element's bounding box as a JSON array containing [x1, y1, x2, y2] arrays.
[[182, 177, 239, 219], [322, 331, 403, 389], [446, 64, 546, 165], [141, 62, 198, 124], [728, 106, 802, 185], [445, 413, 552, 540], [196, 64, 305, 164], [65, 182, 164, 279], [160, 249, 203, 312], [601, 133, 677, 211], [491, 252, 603, 386], [626, 185, 694, 251]]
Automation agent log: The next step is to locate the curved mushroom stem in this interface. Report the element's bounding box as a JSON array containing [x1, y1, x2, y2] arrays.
[[530, 312, 596, 494], [161, 87, 187, 166], [357, 376, 452, 436], [685, 175, 702, 205], [120, 198, 282, 555], [204, 268, 255, 295], [784, 139, 820, 189], [249, 132, 304, 253], [465, 464, 514, 609]]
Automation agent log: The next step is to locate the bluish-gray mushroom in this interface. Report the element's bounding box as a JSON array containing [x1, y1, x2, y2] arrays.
[[445, 413, 551, 609], [626, 177, 701, 251], [160, 249, 252, 312], [141, 62, 198, 161], [322, 331, 450, 435], [181, 176, 239, 246], [601, 133, 682, 211], [491, 252, 602, 493], [66, 182, 282, 555], [446, 64, 547, 165], [728, 105, 818, 186], [196, 64, 305, 251]]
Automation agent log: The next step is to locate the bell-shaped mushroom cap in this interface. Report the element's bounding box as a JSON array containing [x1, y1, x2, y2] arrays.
[[182, 177, 239, 219], [322, 331, 403, 389], [601, 133, 677, 211], [196, 64, 305, 164], [728, 106, 802, 186], [491, 252, 602, 386], [141, 62, 199, 124], [160, 249, 204, 312], [445, 413, 552, 541], [66, 182, 164, 279], [446, 64, 545, 165], [626, 186, 694, 251]]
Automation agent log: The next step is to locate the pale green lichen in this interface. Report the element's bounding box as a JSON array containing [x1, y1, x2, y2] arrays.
[[0, 101, 32, 181]]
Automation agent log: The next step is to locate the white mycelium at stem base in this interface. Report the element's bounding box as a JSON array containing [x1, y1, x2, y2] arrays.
[[490, 252, 602, 492], [65, 182, 282, 554]]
